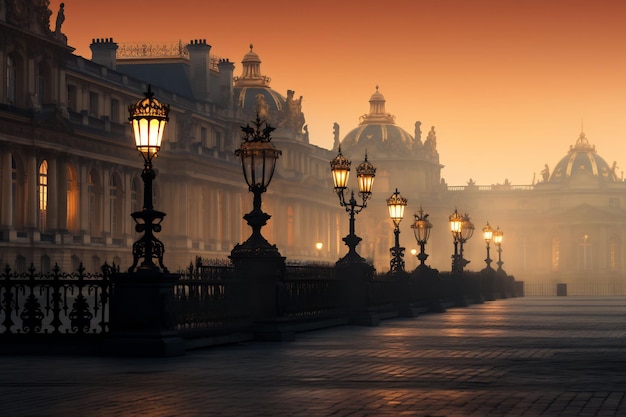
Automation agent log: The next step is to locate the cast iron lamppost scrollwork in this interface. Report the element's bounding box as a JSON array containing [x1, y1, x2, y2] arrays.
[[411, 206, 432, 269], [493, 226, 504, 272], [330, 147, 376, 264], [482, 222, 494, 269], [387, 188, 407, 273], [231, 115, 282, 257], [127, 86, 170, 273]]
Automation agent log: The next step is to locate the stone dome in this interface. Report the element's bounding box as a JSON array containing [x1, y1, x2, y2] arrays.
[[234, 45, 286, 120], [340, 87, 414, 157], [547, 132, 619, 185]]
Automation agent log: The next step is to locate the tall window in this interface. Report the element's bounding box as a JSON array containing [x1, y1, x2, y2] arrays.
[[66, 165, 78, 231], [609, 236, 620, 272], [110, 98, 120, 123], [11, 156, 25, 228], [41, 255, 51, 274], [89, 92, 98, 117], [11, 157, 17, 226], [551, 237, 560, 272], [36, 62, 46, 106], [131, 178, 139, 213], [287, 206, 294, 247], [578, 234, 592, 271], [38, 160, 48, 230], [67, 84, 77, 112], [6, 55, 17, 105], [109, 174, 123, 237], [88, 170, 101, 236]]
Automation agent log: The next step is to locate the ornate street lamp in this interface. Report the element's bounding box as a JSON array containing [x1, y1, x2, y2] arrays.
[[330, 147, 376, 264], [387, 188, 407, 273], [231, 115, 282, 257], [493, 226, 504, 272], [449, 209, 463, 273], [127, 86, 170, 273], [411, 206, 433, 269], [449, 209, 473, 273], [482, 222, 494, 269], [459, 213, 474, 271]]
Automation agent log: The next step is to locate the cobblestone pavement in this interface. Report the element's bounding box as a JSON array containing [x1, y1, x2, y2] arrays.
[[1, 296, 626, 417]]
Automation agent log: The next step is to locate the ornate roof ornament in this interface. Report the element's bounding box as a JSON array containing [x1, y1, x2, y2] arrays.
[[234, 44, 272, 88], [359, 86, 396, 125]]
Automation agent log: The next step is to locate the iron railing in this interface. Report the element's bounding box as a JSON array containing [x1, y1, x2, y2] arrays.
[[0, 263, 114, 336], [175, 259, 250, 337], [281, 263, 343, 319]]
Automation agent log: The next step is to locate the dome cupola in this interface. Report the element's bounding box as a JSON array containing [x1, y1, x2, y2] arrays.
[[546, 131, 620, 186], [340, 87, 414, 157]]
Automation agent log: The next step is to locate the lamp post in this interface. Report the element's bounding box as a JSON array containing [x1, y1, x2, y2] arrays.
[[330, 147, 376, 264], [411, 206, 433, 269], [449, 209, 474, 273], [108, 86, 185, 357], [387, 188, 407, 273], [482, 222, 494, 269], [460, 213, 475, 271], [127, 86, 170, 273], [449, 209, 463, 273], [231, 115, 282, 258], [493, 226, 504, 272]]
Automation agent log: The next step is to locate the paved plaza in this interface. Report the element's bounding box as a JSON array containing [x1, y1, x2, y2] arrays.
[[1, 296, 626, 417]]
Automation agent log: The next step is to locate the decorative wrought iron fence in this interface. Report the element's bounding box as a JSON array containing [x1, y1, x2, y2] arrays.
[[175, 259, 250, 337], [0, 263, 114, 336], [281, 263, 343, 319], [369, 273, 400, 307]]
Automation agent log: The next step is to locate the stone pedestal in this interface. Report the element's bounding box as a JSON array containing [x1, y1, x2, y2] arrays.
[[230, 252, 290, 341], [336, 261, 379, 326], [480, 267, 497, 301], [107, 270, 185, 357]]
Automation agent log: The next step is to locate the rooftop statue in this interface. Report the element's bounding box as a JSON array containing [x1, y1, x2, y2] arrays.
[[541, 164, 550, 182], [333, 122, 340, 151]]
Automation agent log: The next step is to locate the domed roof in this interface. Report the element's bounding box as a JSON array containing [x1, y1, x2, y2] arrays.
[[234, 45, 286, 118], [548, 131, 619, 185], [340, 87, 414, 157]]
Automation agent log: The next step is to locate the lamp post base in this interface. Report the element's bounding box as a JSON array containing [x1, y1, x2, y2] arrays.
[[107, 270, 185, 357]]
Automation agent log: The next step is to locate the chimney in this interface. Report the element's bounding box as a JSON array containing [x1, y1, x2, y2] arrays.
[[187, 39, 211, 102], [90, 38, 118, 70], [217, 58, 235, 114]]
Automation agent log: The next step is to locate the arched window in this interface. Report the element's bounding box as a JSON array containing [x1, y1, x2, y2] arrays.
[[91, 255, 101, 274], [71, 254, 80, 272], [551, 236, 560, 272], [15, 255, 27, 274], [40, 255, 51, 274], [130, 177, 140, 213], [6, 54, 17, 105], [38, 160, 48, 231], [66, 165, 78, 232], [109, 173, 123, 237]]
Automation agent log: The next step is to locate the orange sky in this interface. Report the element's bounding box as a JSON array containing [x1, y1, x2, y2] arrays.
[[49, 0, 626, 186]]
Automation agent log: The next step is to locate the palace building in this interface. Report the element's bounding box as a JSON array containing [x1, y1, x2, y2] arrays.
[[1, 1, 625, 295]]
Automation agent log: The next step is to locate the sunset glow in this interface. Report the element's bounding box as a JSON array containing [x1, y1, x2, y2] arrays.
[[50, 0, 626, 185]]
